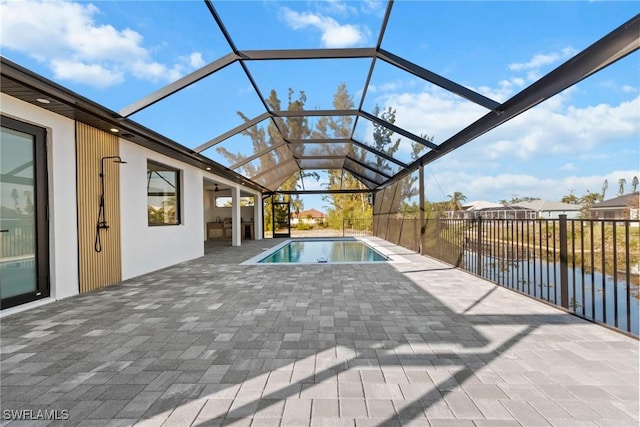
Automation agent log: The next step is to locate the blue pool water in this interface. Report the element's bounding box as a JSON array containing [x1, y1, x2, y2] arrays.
[[259, 239, 387, 263]]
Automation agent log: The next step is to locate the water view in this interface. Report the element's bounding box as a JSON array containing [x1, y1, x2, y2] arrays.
[[464, 251, 640, 335]]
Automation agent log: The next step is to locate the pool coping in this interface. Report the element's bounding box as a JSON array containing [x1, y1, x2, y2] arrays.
[[240, 236, 410, 265]]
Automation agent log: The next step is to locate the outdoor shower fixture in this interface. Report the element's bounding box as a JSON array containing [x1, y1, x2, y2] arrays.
[[95, 156, 127, 252]]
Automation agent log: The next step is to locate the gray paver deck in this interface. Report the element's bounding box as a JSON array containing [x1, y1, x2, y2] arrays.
[[1, 237, 638, 427]]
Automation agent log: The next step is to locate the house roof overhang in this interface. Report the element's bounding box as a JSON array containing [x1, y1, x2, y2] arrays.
[[0, 57, 268, 194]]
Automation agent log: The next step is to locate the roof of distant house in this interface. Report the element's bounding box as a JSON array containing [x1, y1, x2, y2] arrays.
[[476, 205, 534, 212], [590, 192, 640, 209], [463, 200, 503, 210], [293, 208, 326, 218], [513, 200, 582, 211]]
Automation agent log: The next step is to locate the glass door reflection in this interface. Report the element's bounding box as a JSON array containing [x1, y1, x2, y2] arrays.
[[1, 117, 48, 309]]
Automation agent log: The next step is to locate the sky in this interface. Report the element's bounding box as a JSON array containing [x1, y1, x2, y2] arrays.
[[1, 0, 638, 212]]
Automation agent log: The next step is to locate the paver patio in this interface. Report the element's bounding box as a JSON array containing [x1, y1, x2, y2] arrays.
[[1, 237, 638, 427]]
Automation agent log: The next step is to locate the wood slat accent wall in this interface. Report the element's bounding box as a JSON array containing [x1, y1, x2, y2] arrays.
[[76, 123, 122, 293]]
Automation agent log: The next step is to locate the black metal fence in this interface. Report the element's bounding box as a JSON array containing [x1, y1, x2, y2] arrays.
[[377, 215, 639, 336]]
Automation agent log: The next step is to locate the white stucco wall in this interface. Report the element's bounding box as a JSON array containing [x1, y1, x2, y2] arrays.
[[1, 93, 79, 303], [2, 93, 264, 312], [119, 142, 205, 280], [538, 210, 582, 219]]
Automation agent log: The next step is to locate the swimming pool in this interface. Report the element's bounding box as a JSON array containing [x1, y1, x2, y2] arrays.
[[256, 239, 388, 264]]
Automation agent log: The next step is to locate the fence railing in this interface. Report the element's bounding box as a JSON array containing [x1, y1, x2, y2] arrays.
[[343, 217, 373, 237], [373, 215, 421, 252], [286, 218, 373, 238], [0, 220, 35, 260], [376, 215, 639, 336]]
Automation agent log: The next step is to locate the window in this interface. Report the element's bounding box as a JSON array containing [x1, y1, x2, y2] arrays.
[[147, 161, 181, 226], [214, 196, 255, 207]]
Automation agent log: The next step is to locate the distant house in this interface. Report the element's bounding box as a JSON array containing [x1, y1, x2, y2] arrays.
[[458, 201, 536, 220], [291, 208, 327, 226], [588, 192, 640, 220], [463, 200, 503, 211], [513, 200, 583, 219], [473, 205, 537, 220], [459, 200, 502, 219]]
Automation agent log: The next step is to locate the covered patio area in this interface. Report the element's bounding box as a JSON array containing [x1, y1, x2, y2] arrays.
[[1, 237, 637, 426]]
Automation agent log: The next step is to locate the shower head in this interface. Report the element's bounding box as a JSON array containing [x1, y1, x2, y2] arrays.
[[95, 155, 126, 252], [101, 155, 126, 164], [100, 156, 127, 177], [100, 156, 127, 169]]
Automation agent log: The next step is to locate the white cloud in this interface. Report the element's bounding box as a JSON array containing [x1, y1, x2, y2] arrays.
[[319, 0, 356, 16], [377, 81, 403, 92], [129, 60, 181, 82], [476, 77, 526, 102], [280, 7, 369, 48], [301, 175, 327, 191], [599, 80, 639, 94], [561, 170, 640, 198], [360, 1, 386, 16], [374, 89, 489, 143], [508, 47, 578, 82], [424, 169, 555, 202], [509, 47, 577, 72], [50, 59, 124, 88], [376, 81, 639, 161], [372, 43, 639, 203], [310, 1, 384, 19], [478, 96, 639, 161], [188, 52, 205, 69], [0, 0, 205, 88], [423, 169, 640, 203], [559, 163, 577, 171], [323, 25, 365, 48]]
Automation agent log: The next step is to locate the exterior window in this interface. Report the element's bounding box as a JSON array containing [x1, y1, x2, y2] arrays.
[[147, 161, 181, 226], [215, 196, 255, 207]]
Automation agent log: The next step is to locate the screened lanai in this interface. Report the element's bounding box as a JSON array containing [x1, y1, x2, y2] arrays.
[[2, 1, 638, 198], [2, 2, 640, 426], [118, 2, 640, 195]]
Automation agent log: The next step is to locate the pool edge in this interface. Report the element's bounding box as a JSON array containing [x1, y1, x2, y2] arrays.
[[240, 237, 410, 265]]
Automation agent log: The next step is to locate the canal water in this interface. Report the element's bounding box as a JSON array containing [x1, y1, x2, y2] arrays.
[[464, 251, 639, 335]]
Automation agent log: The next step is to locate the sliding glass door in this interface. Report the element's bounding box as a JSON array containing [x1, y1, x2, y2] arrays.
[[272, 201, 290, 238], [0, 116, 49, 309]]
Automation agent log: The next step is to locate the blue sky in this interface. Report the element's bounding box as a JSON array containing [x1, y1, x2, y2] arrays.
[[1, 0, 638, 211]]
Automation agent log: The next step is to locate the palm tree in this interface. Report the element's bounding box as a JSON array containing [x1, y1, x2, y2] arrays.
[[447, 191, 467, 211], [602, 179, 608, 200], [561, 192, 579, 204], [290, 195, 303, 222], [632, 176, 639, 193], [580, 191, 602, 206], [618, 178, 626, 196], [11, 188, 21, 213]]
